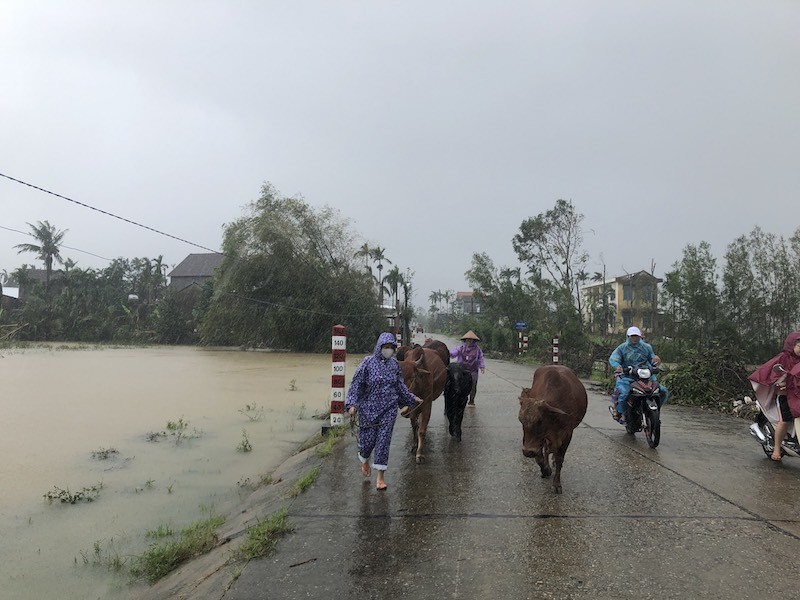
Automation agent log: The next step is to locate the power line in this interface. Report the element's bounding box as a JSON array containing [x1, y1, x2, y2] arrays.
[[0, 172, 220, 253], [1, 172, 382, 318], [0, 224, 112, 261], [228, 292, 382, 318]]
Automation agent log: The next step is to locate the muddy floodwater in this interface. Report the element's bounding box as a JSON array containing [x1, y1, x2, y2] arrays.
[[0, 345, 350, 600]]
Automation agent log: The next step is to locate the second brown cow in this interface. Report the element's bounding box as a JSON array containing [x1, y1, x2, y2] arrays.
[[518, 364, 587, 494], [398, 347, 447, 464]]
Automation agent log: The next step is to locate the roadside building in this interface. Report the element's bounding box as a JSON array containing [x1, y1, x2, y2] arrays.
[[580, 270, 662, 336], [168, 253, 224, 292]]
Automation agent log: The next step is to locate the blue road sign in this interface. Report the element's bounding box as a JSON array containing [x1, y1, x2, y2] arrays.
[[514, 322, 527, 330]]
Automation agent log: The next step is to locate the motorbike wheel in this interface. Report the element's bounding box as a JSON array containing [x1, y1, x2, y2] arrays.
[[644, 408, 661, 449], [624, 404, 638, 435], [755, 413, 776, 457]]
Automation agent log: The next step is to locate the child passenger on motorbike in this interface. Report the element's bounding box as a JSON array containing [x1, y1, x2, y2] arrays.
[[748, 332, 800, 461], [609, 326, 669, 422]]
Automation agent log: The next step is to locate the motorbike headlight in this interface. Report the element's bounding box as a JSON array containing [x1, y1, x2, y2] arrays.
[[637, 368, 652, 379]]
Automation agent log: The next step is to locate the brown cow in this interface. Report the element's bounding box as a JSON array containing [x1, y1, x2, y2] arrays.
[[398, 347, 447, 463], [397, 340, 449, 366], [422, 338, 450, 366], [518, 365, 587, 494], [395, 344, 417, 361]]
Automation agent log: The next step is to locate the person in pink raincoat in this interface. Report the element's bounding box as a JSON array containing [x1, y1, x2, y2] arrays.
[[748, 331, 800, 461]]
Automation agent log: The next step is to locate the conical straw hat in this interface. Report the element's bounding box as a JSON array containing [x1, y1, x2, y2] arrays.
[[460, 330, 480, 341]]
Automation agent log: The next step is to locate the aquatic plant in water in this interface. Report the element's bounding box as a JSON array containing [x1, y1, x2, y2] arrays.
[[237, 429, 253, 453], [90, 447, 119, 460], [238, 403, 265, 422], [146, 417, 203, 445], [44, 482, 103, 504]]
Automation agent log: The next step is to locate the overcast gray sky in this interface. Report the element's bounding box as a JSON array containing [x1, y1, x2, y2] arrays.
[[2, 1, 798, 307]]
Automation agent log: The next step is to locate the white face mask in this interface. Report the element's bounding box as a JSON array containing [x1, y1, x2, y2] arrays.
[[381, 348, 395, 359]]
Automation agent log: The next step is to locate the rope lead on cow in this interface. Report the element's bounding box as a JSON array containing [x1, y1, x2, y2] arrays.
[[349, 411, 358, 436]]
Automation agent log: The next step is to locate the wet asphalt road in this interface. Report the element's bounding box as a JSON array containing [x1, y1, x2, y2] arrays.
[[227, 344, 800, 600]]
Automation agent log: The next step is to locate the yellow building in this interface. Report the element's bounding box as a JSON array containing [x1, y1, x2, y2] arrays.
[[580, 271, 662, 335]]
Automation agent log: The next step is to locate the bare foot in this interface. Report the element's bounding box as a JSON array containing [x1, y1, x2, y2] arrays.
[[361, 462, 371, 477], [376, 481, 387, 490]]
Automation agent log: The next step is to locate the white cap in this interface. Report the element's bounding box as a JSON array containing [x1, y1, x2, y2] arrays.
[[626, 326, 643, 337]]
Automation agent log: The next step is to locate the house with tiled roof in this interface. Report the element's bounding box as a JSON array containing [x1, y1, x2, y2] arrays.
[[168, 253, 224, 292], [15, 268, 64, 300], [455, 291, 480, 315]]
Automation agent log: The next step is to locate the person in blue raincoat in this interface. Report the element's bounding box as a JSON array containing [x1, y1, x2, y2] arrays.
[[609, 326, 668, 421], [346, 332, 422, 490]]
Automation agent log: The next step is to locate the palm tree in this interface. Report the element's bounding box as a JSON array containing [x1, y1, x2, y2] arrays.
[[354, 243, 371, 274], [384, 266, 403, 307], [428, 290, 440, 316], [401, 273, 414, 342], [14, 220, 68, 290], [442, 289, 455, 313], [151, 255, 168, 303], [370, 246, 392, 305]]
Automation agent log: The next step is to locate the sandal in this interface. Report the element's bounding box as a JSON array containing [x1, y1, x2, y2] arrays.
[[771, 454, 782, 462]]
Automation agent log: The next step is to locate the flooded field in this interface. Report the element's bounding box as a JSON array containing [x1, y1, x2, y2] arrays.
[[0, 345, 352, 600]]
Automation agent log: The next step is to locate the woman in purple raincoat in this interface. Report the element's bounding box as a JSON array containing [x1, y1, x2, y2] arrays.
[[450, 330, 486, 407], [346, 332, 421, 490]]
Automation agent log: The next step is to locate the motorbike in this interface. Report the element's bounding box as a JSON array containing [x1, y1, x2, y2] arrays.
[[748, 363, 800, 460], [611, 365, 663, 448]]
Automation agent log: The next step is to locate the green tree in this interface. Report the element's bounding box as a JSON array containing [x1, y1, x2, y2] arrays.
[[14, 220, 68, 291], [722, 226, 800, 354], [721, 234, 753, 348], [198, 183, 384, 352], [384, 265, 403, 308], [464, 252, 551, 357], [660, 241, 719, 349], [512, 199, 589, 323], [428, 290, 441, 315], [153, 293, 192, 343], [354, 243, 372, 274], [585, 266, 616, 336], [441, 289, 455, 313], [370, 246, 391, 306]]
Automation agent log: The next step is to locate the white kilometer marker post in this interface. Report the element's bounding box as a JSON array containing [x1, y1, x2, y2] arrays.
[[330, 324, 347, 428]]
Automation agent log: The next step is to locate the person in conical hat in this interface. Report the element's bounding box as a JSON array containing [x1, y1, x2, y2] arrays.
[[450, 330, 485, 406]]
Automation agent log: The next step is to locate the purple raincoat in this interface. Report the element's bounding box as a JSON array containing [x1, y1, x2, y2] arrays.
[[346, 332, 417, 469], [450, 340, 485, 382]]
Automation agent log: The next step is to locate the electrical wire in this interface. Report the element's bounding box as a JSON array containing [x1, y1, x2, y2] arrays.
[[0, 172, 220, 253], [227, 291, 384, 318], [0, 224, 112, 261], [1, 172, 384, 318]]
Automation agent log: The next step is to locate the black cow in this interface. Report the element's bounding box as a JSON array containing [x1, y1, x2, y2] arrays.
[[444, 363, 473, 441]]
